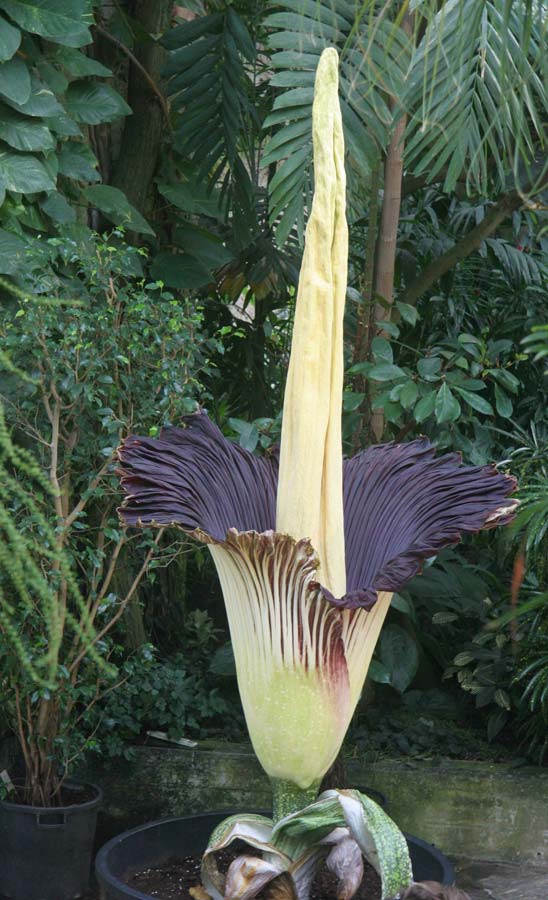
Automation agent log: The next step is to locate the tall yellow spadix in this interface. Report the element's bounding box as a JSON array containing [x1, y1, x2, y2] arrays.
[[276, 48, 348, 598]]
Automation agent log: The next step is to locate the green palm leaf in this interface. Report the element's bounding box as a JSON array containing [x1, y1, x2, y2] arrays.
[[404, 0, 548, 194], [161, 9, 257, 233], [263, 1, 412, 242]]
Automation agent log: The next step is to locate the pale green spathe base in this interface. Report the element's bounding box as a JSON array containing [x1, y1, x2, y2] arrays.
[[242, 666, 347, 789]]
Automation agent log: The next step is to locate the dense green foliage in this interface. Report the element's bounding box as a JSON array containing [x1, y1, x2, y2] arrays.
[[0, 0, 151, 240], [82, 611, 245, 760], [0, 0, 547, 787], [0, 235, 225, 800]]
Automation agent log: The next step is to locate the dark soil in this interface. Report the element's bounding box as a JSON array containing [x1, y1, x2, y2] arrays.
[[125, 847, 382, 900]]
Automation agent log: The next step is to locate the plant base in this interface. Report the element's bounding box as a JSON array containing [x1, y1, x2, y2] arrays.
[[96, 811, 455, 900], [270, 777, 321, 822]]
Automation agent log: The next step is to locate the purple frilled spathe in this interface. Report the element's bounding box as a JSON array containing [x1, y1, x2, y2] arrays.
[[117, 411, 517, 610]]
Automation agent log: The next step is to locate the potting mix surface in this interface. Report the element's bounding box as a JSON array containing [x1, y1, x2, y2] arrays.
[[124, 853, 382, 900]]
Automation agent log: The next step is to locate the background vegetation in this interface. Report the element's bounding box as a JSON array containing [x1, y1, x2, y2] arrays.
[[0, 0, 547, 784]]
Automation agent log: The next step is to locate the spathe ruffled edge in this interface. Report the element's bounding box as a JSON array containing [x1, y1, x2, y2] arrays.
[[117, 413, 517, 611]]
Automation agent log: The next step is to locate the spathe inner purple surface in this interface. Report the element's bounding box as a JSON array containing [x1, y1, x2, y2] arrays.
[[118, 411, 516, 610]]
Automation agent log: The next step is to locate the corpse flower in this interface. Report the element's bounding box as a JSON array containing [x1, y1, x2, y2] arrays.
[[118, 49, 516, 900]]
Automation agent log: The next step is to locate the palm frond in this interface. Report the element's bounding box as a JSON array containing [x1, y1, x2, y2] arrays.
[[263, 1, 412, 242], [483, 237, 543, 287], [404, 0, 548, 194], [161, 9, 258, 234]]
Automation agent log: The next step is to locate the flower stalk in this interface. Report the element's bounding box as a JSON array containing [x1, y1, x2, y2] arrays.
[[271, 778, 321, 824]]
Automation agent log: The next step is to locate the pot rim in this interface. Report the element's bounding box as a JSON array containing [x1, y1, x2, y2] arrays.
[[95, 810, 456, 899], [0, 779, 103, 813]]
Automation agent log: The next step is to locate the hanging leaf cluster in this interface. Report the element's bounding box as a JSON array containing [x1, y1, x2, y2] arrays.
[[0, 0, 149, 245], [161, 9, 259, 237], [263, 0, 412, 242], [405, 0, 548, 194], [263, 0, 548, 242]]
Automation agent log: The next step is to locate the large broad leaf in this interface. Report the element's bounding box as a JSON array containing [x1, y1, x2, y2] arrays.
[[174, 222, 234, 269], [378, 624, 419, 694], [6, 74, 63, 117], [45, 113, 81, 137], [65, 81, 131, 124], [40, 191, 76, 224], [49, 46, 111, 78], [0, 15, 20, 61], [57, 141, 99, 181], [42, 149, 58, 183], [150, 251, 212, 289], [0, 103, 54, 151], [157, 180, 225, 219], [0, 57, 30, 105], [0, 228, 25, 273], [0, 150, 55, 192], [263, 2, 412, 239], [0, 0, 93, 48], [367, 659, 392, 685], [273, 790, 413, 899], [84, 184, 154, 235]]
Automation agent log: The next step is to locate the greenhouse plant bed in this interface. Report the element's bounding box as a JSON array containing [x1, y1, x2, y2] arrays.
[[95, 811, 454, 900]]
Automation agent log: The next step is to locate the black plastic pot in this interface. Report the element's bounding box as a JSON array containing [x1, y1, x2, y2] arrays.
[[96, 811, 455, 900], [0, 780, 102, 900]]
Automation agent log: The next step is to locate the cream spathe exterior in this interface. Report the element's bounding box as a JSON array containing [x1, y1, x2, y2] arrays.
[[276, 47, 348, 600]]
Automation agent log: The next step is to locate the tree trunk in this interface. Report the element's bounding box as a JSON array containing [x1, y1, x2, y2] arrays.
[[21, 695, 62, 806], [367, 10, 413, 442], [351, 162, 381, 452], [398, 190, 526, 308], [110, 0, 172, 218], [112, 543, 147, 650], [368, 111, 407, 441], [372, 113, 407, 323]]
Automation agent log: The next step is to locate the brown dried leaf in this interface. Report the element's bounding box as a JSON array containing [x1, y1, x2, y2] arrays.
[[189, 885, 212, 900], [325, 835, 364, 900], [224, 855, 286, 900]]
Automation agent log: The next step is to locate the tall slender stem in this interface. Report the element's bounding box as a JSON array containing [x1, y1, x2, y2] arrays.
[[370, 8, 414, 442], [270, 778, 321, 823]]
